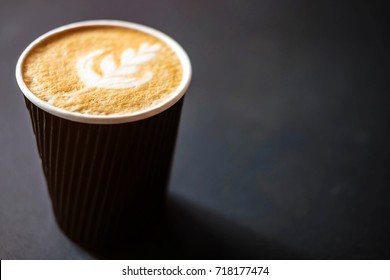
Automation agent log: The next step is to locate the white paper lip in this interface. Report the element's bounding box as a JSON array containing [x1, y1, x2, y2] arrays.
[[15, 19, 192, 124]]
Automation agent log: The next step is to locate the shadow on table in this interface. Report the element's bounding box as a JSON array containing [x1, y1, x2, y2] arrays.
[[90, 195, 300, 259]]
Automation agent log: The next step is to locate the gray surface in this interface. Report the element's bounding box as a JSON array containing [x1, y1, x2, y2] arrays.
[[1, 0, 389, 259]]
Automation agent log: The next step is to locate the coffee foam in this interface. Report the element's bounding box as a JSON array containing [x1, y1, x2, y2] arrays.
[[22, 26, 183, 115]]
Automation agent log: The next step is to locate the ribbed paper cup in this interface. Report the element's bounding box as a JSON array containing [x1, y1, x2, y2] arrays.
[[15, 20, 191, 250]]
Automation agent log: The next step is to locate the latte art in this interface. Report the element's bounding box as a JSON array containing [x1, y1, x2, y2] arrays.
[[21, 26, 183, 115], [77, 43, 161, 89]]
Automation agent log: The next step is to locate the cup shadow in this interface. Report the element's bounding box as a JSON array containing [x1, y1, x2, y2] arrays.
[[90, 195, 301, 259]]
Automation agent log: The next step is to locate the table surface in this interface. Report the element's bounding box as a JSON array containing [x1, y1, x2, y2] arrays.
[[1, 0, 389, 259]]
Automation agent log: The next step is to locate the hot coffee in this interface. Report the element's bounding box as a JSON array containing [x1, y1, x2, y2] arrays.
[[22, 26, 183, 115]]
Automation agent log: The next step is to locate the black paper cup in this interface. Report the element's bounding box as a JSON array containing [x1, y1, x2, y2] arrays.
[[15, 20, 191, 250]]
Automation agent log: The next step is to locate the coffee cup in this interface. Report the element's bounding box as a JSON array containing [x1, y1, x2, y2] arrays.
[[15, 20, 191, 250]]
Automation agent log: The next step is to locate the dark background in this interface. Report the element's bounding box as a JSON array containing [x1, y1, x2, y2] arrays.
[[0, 0, 389, 259]]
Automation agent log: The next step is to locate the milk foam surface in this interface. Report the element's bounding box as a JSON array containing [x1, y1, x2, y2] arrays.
[[22, 26, 183, 115]]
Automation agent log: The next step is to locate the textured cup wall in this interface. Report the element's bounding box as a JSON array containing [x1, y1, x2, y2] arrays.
[[25, 98, 183, 250]]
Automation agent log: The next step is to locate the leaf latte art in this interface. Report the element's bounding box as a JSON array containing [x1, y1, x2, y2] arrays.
[[21, 26, 184, 115], [77, 43, 161, 89]]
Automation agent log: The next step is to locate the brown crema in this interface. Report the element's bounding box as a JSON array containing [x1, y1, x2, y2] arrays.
[[22, 26, 183, 115]]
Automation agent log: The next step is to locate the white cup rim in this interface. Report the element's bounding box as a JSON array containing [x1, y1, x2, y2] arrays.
[[15, 20, 192, 124]]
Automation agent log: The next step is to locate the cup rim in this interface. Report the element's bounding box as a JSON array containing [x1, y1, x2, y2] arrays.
[[15, 20, 192, 124]]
